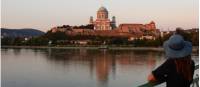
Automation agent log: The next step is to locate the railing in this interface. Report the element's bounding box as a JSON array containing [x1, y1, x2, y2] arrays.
[[138, 65, 199, 87]]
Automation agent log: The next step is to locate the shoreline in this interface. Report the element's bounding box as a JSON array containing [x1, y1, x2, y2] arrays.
[[1, 46, 199, 52]]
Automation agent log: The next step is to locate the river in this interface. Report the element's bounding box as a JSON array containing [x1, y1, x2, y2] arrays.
[[2, 48, 199, 87]]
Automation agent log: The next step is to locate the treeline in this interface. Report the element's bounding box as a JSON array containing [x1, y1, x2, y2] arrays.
[[161, 28, 199, 46], [1, 28, 199, 47], [73, 24, 94, 29], [56, 24, 94, 29]]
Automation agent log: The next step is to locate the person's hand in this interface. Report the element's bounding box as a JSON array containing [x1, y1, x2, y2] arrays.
[[147, 73, 156, 82]]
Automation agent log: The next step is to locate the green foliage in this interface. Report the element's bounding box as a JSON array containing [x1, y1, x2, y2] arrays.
[[26, 37, 49, 46], [13, 37, 24, 45], [1, 37, 25, 46], [108, 37, 128, 45], [45, 31, 68, 41], [73, 24, 94, 29], [1, 37, 13, 45], [2, 28, 198, 47], [133, 39, 160, 47]]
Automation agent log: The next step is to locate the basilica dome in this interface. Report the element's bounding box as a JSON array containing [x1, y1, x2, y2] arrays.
[[98, 6, 108, 13]]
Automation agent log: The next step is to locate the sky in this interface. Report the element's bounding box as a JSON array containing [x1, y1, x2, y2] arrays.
[[2, 0, 199, 32]]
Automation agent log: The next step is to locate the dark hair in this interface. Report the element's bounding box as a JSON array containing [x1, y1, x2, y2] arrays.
[[174, 55, 193, 81]]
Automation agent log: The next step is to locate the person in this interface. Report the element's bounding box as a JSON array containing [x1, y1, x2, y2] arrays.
[[147, 34, 195, 87]]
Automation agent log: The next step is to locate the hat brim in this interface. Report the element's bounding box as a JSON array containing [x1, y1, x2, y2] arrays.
[[163, 40, 192, 58]]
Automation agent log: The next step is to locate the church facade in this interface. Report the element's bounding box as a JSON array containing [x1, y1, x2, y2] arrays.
[[89, 7, 156, 31], [90, 7, 116, 30]]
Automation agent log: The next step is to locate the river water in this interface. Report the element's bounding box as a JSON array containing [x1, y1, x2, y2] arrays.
[[2, 48, 199, 87]]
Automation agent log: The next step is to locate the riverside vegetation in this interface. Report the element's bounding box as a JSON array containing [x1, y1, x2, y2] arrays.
[[1, 28, 199, 47]]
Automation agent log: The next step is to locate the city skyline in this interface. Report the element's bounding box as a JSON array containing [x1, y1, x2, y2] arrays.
[[2, 0, 199, 32]]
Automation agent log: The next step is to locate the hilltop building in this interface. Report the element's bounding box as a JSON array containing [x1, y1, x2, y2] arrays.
[[118, 21, 156, 33], [50, 6, 159, 40], [90, 7, 116, 30]]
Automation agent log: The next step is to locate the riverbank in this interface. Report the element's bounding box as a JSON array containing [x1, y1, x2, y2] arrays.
[[1, 46, 199, 52]]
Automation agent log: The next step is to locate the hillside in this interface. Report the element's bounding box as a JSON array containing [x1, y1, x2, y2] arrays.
[[1, 28, 45, 38]]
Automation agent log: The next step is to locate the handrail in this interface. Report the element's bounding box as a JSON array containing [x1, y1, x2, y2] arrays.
[[138, 65, 199, 87], [138, 81, 163, 87], [192, 75, 199, 87], [195, 65, 199, 70]]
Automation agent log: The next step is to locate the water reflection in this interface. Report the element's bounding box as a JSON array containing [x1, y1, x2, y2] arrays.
[[2, 48, 198, 87], [43, 48, 165, 86]]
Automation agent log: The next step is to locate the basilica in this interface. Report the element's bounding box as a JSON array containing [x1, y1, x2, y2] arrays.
[[51, 6, 159, 39], [89, 7, 116, 30], [89, 6, 156, 31]]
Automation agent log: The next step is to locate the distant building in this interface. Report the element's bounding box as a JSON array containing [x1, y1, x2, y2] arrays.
[[50, 6, 160, 39], [140, 35, 156, 40], [160, 31, 171, 37], [90, 7, 116, 30], [118, 21, 156, 33]]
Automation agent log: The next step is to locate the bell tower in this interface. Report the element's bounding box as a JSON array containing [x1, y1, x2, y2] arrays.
[[111, 16, 116, 29], [89, 16, 93, 24]]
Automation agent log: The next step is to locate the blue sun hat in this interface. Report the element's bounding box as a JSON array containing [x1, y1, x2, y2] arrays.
[[163, 34, 192, 58]]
